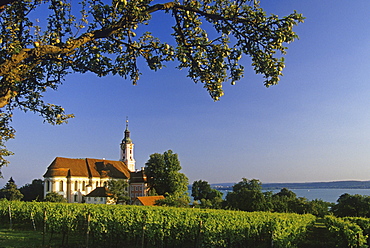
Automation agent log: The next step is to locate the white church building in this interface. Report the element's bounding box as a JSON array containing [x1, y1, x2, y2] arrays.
[[43, 120, 148, 203]]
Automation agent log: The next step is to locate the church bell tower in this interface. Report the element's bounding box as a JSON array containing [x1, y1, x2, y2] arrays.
[[120, 118, 136, 172]]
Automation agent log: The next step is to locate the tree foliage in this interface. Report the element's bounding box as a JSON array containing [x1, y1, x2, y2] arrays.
[[225, 178, 271, 211], [145, 150, 188, 195], [331, 193, 370, 218], [225, 179, 331, 216], [44, 191, 67, 202], [145, 150, 190, 206], [271, 187, 299, 213], [270, 188, 332, 216], [305, 199, 332, 218], [0, 177, 23, 201], [107, 179, 130, 204], [155, 191, 190, 207], [0, 0, 304, 170], [191, 179, 223, 208], [19, 178, 44, 201], [192, 180, 211, 200]]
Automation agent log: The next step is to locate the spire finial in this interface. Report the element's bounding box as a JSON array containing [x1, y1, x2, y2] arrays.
[[126, 116, 129, 130], [123, 116, 132, 143]]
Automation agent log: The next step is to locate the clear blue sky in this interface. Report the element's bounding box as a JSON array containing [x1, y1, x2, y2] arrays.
[[2, 0, 370, 187]]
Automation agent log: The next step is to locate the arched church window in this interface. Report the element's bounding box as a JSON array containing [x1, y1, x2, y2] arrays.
[[59, 181, 63, 191], [46, 180, 50, 192], [74, 181, 78, 191]]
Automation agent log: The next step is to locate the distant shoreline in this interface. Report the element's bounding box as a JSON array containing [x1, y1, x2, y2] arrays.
[[208, 180, 370, 190]]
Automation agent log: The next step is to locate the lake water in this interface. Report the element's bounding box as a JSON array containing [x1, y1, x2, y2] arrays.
[[217, 188, 370, 203]]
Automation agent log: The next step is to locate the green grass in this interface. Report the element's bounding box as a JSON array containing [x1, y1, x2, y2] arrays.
[[0, 226, 85, 248], [0, 228, 44, 248]]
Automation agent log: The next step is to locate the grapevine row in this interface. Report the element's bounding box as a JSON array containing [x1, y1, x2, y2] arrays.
[[0, 201, 315, 248], [324, 215, 367, 248]]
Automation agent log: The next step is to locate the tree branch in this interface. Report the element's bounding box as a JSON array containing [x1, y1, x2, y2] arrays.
[[0, 1, 301, 108], [146, 2, 176, 14], [0, 1, 224, 108], [0, 0, 18, 12]]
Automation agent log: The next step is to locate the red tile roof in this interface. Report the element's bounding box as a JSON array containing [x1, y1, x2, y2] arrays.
[[135, 196, 165, 206], [43, 157, 130, 179]]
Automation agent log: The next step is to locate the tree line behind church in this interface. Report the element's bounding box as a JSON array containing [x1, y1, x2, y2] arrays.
[[1, 150, 370, 218]]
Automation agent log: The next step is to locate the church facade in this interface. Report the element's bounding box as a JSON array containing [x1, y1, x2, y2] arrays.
[[43, 120, 148, 203]]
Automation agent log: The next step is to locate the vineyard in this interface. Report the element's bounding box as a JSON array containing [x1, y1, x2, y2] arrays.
[[3, 201, 370, 247], [0, 201, 316, 248]]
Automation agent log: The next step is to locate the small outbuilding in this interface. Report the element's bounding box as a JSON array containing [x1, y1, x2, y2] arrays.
[[84, 187, 115, 204]]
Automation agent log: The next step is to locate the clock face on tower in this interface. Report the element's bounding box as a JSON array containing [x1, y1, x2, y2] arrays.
[[121, 143, 125, 151]]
